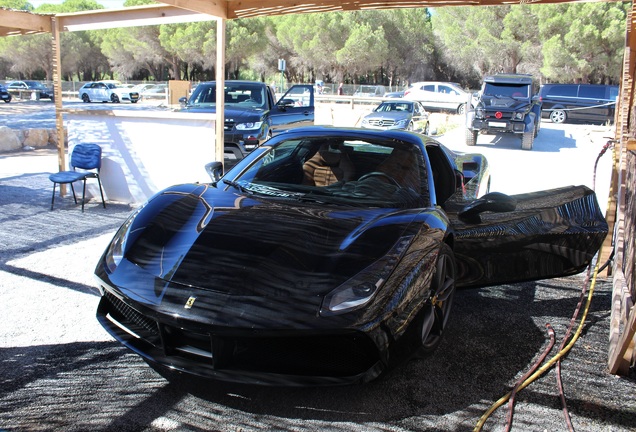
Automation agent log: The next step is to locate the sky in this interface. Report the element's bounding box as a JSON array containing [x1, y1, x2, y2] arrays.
[[29, 0, 126, 8]]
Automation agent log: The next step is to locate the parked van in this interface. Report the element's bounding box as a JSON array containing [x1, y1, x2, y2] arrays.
[[539, 83, 618, 124]]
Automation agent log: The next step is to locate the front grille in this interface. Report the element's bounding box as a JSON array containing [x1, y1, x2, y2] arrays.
[[368, 119, 396, 127], [103, 291, 160, 345], [100, 291, 380, 379], [224, 121, 235, 131]]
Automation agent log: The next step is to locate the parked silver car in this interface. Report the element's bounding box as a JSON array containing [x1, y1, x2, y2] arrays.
[[361, 100, 429, 134], [404, 81, 470, 114], [78, 81, 140, 103]]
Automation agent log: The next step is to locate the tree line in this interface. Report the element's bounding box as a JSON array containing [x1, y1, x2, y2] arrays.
[[0, 0, 629, 89]]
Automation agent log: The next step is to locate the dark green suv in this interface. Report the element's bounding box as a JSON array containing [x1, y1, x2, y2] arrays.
[[466, 74, 542, 150]]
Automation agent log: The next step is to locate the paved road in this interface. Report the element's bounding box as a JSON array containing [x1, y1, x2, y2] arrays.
[[0, 107, 634, 431]]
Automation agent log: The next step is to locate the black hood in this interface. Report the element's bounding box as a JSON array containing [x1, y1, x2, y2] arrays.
[[121, 184, 417, 297]]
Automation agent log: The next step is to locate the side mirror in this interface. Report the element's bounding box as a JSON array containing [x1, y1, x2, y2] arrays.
[[458, 192, 517, 223], [277, 98, 296, 108], [178, 96, 187, 108], [204, 162, 223, 182]]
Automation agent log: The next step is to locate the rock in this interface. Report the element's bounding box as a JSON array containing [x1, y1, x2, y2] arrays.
[[0, 126, 21, 152], [22, 129, 50, 148]]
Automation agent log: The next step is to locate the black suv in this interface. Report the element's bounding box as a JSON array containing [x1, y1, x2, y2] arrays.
[[466, 74, 542, 150], [539, 83, 618, 124]]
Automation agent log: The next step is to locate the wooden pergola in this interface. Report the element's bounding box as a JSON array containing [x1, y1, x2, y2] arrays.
[[1, 0, 635, 375]]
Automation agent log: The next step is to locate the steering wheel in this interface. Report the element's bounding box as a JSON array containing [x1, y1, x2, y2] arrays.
[[358, 171, 400, 187]]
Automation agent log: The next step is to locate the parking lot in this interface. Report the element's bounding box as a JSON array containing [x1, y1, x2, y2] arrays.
[[0, 101, 635, 431]]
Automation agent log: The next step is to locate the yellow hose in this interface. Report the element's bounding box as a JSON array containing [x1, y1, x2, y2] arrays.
[[474, 259, 601, 432]]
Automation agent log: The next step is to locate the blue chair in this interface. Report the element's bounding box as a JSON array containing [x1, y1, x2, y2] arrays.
[[49, 143, 106, 212]]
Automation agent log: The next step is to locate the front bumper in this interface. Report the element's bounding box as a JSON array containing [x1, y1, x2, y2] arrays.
[[96, 282, 386, 386], [225, 132, 265, 152], [471, 118, 525, 134]]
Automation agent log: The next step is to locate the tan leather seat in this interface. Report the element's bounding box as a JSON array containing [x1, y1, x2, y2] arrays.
[[377, 147, 421, 192], [303, 142, 355, 186]]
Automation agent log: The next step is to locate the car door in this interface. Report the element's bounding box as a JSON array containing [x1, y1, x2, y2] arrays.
[[91, 83, 108, 101], [269, 85, 315, 135], [576, 85, 610, 123], [446, 185, 608, 288]]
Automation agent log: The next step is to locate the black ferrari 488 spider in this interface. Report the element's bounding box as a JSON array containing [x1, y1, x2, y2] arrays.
[[95, 126, 608, 385]]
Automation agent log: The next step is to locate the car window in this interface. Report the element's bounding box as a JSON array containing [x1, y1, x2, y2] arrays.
[[190, 84, 215, 105], [422, 85, 435, 92], [281, 86, 311, 107], [578, 85, 606, 99], [231, 137, 427, 208], [483, 82, 530, 98], [547, 85, 577, 97], [609, 86, 619, 100]]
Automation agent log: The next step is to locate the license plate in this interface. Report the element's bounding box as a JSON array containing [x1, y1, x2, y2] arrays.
[[489, 122, 506, 128]]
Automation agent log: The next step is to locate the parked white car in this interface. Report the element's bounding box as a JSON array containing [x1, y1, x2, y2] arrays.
[[78, 81, 140, 103], [403, 81, 470, 114]]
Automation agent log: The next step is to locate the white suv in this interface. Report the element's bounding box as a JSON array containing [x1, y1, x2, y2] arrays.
[[403, 81, 470, 114]]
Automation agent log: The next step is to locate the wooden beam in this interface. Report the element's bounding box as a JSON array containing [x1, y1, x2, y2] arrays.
[[56, 4, 216, 32], [0, 8, 51, 35], [154, 0, 227, 18], [216, 18, 225, 167]]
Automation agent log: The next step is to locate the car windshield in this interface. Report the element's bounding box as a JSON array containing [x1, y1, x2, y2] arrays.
[[375, 102, 414, 113], [188, 83, 266, 109], [483, 82, 530, 98], [29, 82, 47, 89], [225, 136, 428, 208]]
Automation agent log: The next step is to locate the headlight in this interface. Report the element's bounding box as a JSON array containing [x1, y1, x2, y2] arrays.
[[395, 118, 408, 127], [235, 121, 263, 130], [512, 112, 525, 120], [320, 236, 413, 316], [361, 119, 369, 126], [104, 205, 144, 273]]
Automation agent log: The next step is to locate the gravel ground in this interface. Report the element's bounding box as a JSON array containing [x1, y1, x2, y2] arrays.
[[0, 109, 635, 431]]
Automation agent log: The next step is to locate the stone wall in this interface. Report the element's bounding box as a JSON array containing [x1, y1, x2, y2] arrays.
[[0, 126, 67, 152]]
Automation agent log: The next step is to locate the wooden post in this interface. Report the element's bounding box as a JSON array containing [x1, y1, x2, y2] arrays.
[[215, 18, 225, 168], [51, 16, 66, 195]]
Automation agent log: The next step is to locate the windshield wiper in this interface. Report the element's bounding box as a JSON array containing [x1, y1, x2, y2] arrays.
[[223, 179, 247, 193]]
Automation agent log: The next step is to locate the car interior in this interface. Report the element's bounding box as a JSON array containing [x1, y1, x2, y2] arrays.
[[228, 136, 461, 208]]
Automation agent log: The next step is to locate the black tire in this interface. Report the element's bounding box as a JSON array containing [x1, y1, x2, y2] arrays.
[[550, 109, 566, 124], [521, 130, 534, 150], [3, 98, 10, 103], [534, 115, 541, 137], [110, 93, 120, 103], [81, 93, 90, 103], [131, 100, 138, 104], [466, 128, 478, 146], [407, 121, 414, 131], [457, 103, 466, 115], [417, 243, 456, 353], [423, 122, 430, 136]]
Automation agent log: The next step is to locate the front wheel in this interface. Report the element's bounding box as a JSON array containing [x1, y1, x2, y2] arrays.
[[457, 103, 466, 115], [3, 98, 10, 103], [422, 121, 430, 136], [465, 128, 478, 146], [417, 243, 456, 353], [110, 93, 120, 103], [521, 130, 534, 150], [81, 93, 90, 103], [550, 109, 566, 124]]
